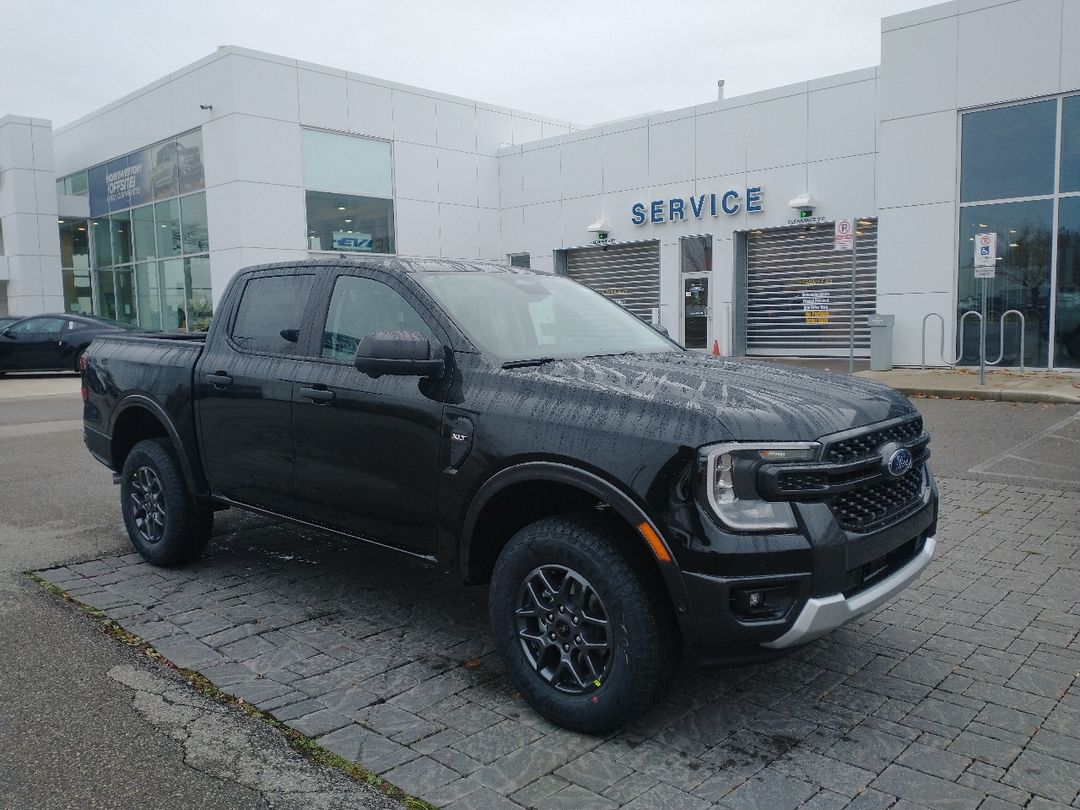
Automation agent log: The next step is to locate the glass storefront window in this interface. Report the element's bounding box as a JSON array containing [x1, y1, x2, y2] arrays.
[[180, 193, 209, 254], [176, 130, 205, 195], [305, 191, 395, 254], [110, 211, 133, 266], [957, 201, 1053, 367], [961, 100, 1057, 203], [161, 258, 187, 331], [303, 129, 392, 198], [1061, 96, 1080, 194], [1055, 196, 1080, 367], [62, 268, 93, 314], [114, 267, 136, 324], [59, 220, 90, 270], [96, 269, 117, 320], [132, 205, 157, 261], [155, 198, 181, 257], [134, 262, 162, 332], [680, 235, 712, 273], [184, 256, 213, 332], [90, 218, 112, 268]]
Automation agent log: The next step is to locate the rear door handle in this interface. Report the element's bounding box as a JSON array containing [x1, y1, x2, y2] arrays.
[[300, 385, 335, 403], [205, 371, 233, 388]]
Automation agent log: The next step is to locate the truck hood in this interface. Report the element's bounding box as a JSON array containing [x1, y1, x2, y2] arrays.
[[515, 352, 916, 442]]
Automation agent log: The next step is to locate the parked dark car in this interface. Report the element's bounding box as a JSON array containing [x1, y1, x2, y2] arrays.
[[82, 258, 937, 733], [0, 313, 142, 374]]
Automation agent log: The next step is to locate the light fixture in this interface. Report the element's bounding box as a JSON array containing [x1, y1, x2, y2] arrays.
[[1009, 242, 1020, 247], [58, 218, 65, 223], [77, 226, 86, 231], [586, 218, 609, 233], [344, 218, 353, 223], [788, 193, 816, 210], [337, 206, 346, 211]]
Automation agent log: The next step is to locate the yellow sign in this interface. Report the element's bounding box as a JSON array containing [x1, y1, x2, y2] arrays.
[[805, 312, 829, 324]]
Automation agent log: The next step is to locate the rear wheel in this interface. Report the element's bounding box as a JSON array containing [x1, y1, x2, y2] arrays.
[[120, 438, 212, 566], [489, 514, 677, 734]]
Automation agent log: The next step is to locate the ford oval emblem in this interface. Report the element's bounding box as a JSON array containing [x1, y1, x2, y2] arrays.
[[887, 448, 913, 477]]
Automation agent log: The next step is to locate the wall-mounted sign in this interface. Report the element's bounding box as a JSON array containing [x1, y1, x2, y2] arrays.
[[974, 232, 996, 278], [631, 187, 764, 225], [88, 130, 205, 217], [332, 231, 373, 251], [834, 218, 854, 251], [802, 290, 830, 324]]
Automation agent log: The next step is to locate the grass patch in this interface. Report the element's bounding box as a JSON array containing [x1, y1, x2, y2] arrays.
[[26, 571, 437, 810]]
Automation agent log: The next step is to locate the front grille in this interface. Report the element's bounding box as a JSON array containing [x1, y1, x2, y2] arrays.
[[830, 466, 924, 531], [776, 471, 829, 492], [824, 417, 923, 464]]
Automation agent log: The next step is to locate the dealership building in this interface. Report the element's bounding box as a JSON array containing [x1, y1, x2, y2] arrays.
[[1, 0, 1078, 368]]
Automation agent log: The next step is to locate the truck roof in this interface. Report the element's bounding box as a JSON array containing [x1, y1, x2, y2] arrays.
[[241, 257, 539, 276]]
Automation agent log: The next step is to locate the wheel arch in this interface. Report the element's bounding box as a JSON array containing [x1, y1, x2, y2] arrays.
[[109, 396, 205, 496], [460, 462, 697, 644]]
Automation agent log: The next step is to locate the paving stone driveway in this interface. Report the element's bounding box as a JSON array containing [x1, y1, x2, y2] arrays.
[[38, 477, 1080, 810]]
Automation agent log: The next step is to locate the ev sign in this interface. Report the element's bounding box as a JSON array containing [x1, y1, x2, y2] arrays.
[[974, 232, 997, 278], [833, 218, 854, 251]]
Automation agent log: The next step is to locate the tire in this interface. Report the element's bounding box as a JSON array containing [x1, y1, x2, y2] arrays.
[[72, 347, 86, 373], [489, 514, 678, 734], [120, 438, 213, 566]]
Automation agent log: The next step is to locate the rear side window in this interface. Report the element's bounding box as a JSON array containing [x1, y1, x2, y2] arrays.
[[231, 274, 315, 355]]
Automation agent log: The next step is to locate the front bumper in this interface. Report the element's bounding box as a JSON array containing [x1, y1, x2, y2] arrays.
[[761, 534, 935, 649]]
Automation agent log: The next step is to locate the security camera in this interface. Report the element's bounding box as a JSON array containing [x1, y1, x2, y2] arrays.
[[788, 193, 815, 210]]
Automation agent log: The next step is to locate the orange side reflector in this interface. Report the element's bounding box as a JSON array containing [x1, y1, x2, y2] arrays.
[[637, 521, 672, 563]]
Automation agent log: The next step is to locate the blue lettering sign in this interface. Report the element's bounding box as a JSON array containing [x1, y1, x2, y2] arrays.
[[631, 202, 646, 226], [650, 200, 664, 224], [669, 198, 685, 221], [689, 195, 705, 218], [747, 186, 764, 213], [710, 193, 718, 217], [721, 190, 741, 215]]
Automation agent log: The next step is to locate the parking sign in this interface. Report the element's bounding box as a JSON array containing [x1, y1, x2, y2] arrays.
[[974, 232, 996, 278]]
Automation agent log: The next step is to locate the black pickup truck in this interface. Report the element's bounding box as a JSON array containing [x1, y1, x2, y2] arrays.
[[82, 257, 937, 733]]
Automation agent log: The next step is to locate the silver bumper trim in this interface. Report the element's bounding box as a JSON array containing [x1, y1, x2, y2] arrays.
[[761, 535, 936, 650]]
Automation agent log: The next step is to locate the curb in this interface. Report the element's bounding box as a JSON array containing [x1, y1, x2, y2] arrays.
[[886, 385, 1080, 404]]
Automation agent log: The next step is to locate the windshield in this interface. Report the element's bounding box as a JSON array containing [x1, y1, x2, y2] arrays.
[[417, 272, 678, 363]]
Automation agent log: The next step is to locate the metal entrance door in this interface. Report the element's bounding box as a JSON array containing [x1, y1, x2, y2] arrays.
[[744, 220, 878, 356], [563, 241, 661, 322], [682, 275, 710, 349]]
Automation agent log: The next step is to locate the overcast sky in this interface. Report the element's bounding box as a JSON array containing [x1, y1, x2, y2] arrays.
[[1, 0, 933, 129]]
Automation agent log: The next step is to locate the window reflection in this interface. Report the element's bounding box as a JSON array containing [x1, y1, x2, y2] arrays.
[[961, 101, 1056, 203], [1055, 197, 1080, 367], [306, 191, 394, 254]]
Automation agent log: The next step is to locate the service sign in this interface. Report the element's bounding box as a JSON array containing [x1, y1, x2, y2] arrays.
[[974, 232, 997, 278]]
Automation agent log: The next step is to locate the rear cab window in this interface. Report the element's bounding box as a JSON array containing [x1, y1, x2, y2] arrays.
[[230, 274, 316, 355]]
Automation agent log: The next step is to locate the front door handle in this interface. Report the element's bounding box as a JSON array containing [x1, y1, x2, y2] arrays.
[[300, 385, 335, 403], [205, 371, 233, 388]]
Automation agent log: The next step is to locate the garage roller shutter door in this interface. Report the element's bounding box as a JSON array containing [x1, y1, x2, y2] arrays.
[[564, 241, 661, 322], [745, 221, 878, 357]]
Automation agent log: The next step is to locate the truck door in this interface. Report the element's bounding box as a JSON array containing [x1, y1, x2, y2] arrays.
[[194, 271, 319, 515], [289, 271, 444, 554]]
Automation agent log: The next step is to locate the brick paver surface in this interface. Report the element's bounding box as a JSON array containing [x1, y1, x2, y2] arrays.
[[37, 477, 1080, 808]]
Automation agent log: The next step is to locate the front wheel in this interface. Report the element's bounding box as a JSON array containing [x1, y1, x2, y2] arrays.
[[120, 438, 212, 566], [489, 514, 678, 734]]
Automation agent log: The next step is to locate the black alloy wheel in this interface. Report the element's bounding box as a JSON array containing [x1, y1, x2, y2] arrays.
[[129, 465, 167, 545]]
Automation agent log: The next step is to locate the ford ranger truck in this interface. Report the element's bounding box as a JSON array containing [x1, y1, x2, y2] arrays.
[[82, 257, 937, 734]]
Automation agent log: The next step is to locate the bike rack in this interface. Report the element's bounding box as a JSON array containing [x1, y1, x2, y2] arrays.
[[922, 310, 982, 369], [986, 309, 1026, 371]]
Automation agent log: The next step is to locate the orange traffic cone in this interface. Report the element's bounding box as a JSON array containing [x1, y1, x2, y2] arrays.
[[711, 339, 721, 356]]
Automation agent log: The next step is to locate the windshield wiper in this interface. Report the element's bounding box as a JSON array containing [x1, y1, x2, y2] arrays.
[[501, 357, 556, 369]]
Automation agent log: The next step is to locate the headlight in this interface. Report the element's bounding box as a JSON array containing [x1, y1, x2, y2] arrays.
[[701, 442, 819, 531]]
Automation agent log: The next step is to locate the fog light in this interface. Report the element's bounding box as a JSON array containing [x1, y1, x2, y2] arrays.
[[747, 591, 765, 609]]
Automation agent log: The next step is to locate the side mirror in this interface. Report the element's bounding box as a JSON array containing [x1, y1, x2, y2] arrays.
[[354, 331, 445, 379], [279, 328, 300, 344], [0, 328, 11, 338]]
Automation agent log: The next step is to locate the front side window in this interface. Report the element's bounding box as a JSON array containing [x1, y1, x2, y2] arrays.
[[9, 317, 66, 335], [303, 129, 395, 254], [321, 276, 434, 363], [231, 274, 316, 355], [418, 273, 674, 363]]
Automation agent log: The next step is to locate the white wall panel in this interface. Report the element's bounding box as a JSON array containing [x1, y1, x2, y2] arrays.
[[479, 208, 501, 260], [122, 91, 170, 154], [233, 182, 305, 250], [878, 290, 954, 366], [393, 92, 437, 146], [523, 146, 561, 205], [229, 55, 299, 122], [602, 127, 648, 192], [696, 108, 747, 179], [499, 206, 525, 254], [200, 116, 236, 189], [560, 195, 604, 247], [298, 69, 348, 132], [0, 125, 33, 172], [205, 184, 243, 251], [746, 94, 808, 171], [742, 163, 806, 231], [230, 116, 302, 187], [438, 149, 478, 207], [168, 69, 203, 136], [524, 201, 561, 254], [499, 152, 523, 208], [395, 198, 440, 256], [476, 108, 514, 155], [879, 16, 958, 121], [393, 141, 439, 203], [29, 124, 54, 173], [439, 203, 480, 258], [347, 81, 394, 139], [477, 155, 500, 209], [877, 111, 957, 209], [542, 121, 571, 138], [808, 81, 877, 162], [1061, 0, 1080, 91], [0, 169, 38, 216], [877, 202, 955, 295], [513, 116, 543, 144], [436, 100, 476, 153], [560, 137, 603, 200], [649, 117, 695, 186], [957, 0, 1063, 107], [807, 154, 877, 221]]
